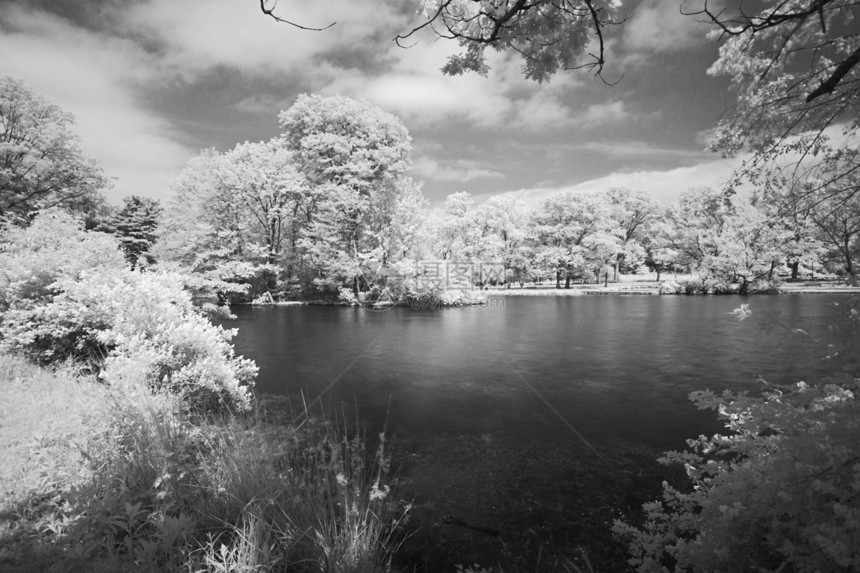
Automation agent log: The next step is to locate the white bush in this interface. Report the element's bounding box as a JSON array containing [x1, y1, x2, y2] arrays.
[[0, 212, 256, 411]]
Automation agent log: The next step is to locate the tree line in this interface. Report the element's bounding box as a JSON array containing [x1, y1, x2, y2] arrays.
[[2, 77, 858, 301]]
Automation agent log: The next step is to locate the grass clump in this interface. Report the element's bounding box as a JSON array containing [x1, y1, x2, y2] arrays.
[[0, 354, 407, 573]]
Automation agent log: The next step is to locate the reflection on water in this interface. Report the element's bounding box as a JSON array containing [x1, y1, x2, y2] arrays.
[[224, 295, 851, 570]]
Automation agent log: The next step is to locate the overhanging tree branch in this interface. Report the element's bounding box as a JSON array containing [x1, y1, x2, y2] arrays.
[[682, 0, 858, 101], [259, 0, 335, 31], [394, 1, 618, 81], [807, 45, 860, 101]]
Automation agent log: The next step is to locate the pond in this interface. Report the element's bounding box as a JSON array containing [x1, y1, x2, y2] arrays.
[[225, 294, 852, 571]]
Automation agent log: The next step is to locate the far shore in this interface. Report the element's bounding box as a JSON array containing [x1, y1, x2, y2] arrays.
[[483, 280, 860, 296], [244, 278, 859, 307]]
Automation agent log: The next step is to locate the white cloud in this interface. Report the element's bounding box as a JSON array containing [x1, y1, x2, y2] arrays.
[[501, 155, 746, 205], [412, 157, 505, 183], [622, 0, 708, 54], [319, 35, 581, 132], [234, 94, 294, 114], [577, 100, 631, 127], [0, 5, 195, 204], [349, 73, 518, 128], [575, 140, 707, 158], [120, 0, 409, 79]]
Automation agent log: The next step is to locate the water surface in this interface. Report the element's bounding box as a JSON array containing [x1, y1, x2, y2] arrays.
[[225, 295, 851, 570]]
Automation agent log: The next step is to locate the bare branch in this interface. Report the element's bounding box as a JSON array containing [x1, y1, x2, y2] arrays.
[[259, 0, 336, 31]]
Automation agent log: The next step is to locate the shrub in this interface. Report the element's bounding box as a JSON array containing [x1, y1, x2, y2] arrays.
[[677, 278, 732, 295], [613, 378, 860, 572], [0, 212, 255, 412], [747, 279, 782, 294], [0, 210, 126, 311], [1, 355, 406, 572], [405, 289, 488, 309]]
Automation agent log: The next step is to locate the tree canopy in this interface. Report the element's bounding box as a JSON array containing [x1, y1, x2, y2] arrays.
[[399, 0, 622, 82], [0, 77, 109, 220], [695, 0, 860, 210], [111, 195, 162, 269]]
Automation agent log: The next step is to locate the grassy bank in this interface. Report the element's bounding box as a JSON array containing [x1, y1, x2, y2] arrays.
[[0, 354, 405, 573]]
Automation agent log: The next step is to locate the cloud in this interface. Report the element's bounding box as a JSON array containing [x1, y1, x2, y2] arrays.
[[575, 141, 707, 159], [576, 100, 631, 127], [0, 4, 195, 203], [694, 126, 720, 147], [501, 155, 746, 205], [233, 94, 294, 115], [411, 157, 505, 183], [318, 35, 582, 132], [622, 0, 708, 54], [344, 73, 517, 129]]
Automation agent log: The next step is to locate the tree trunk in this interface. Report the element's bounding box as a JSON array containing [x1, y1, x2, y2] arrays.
[[656, 268, 662, 282], [564, 273, 571, 289], [556, 270, 561, 289], [789, 260, 799, 281]]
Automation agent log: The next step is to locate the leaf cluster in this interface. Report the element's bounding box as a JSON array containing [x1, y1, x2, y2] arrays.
[[614, 377, 860, 572]]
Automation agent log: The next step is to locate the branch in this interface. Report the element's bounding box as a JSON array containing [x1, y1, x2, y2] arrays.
[[807, 45, 860, 101], [581, 0, 607, 75], [259, 0, 336, 31], [682, 0, 836, 36], [395, 1, 615, 80]]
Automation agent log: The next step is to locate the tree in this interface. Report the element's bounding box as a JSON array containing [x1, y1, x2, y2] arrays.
[[260, 1, 621, 82], [530, 190, 617, 287], [279, 94, 416, 294], [221, 139, 306, 265], [798, 177, 860, 279], [605, 187, 660, 280], [474, 195, 532, 287], [0, 77, 109, 219], [112, 195, 162, 269], [671, 187, 793, 291], [157, 141, 306, 300], [158, 148, 251, 268], [433, 191, 478, 261], [404, 0, 622, 81], [690, 0, 860, 211]]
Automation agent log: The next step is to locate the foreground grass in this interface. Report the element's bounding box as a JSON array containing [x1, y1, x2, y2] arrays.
[[0, 354, 405, 572]]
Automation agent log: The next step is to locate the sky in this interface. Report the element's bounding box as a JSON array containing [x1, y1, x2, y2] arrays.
[[0, 0, 746, 207]]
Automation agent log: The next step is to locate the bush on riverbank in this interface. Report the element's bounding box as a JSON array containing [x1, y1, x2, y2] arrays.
[[0, 212, 255, 412], [0, 354, 406, 572], [333, 286, 490, 309], [404, 289, 488, 309], [658, 278, 781, 295], [0, 212, 406, 571], [613, 377, 860, 572]]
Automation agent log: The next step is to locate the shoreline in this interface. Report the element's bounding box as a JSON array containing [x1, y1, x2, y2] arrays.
[[244, 282, 860, 306], [484, 283, 860, 296]]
